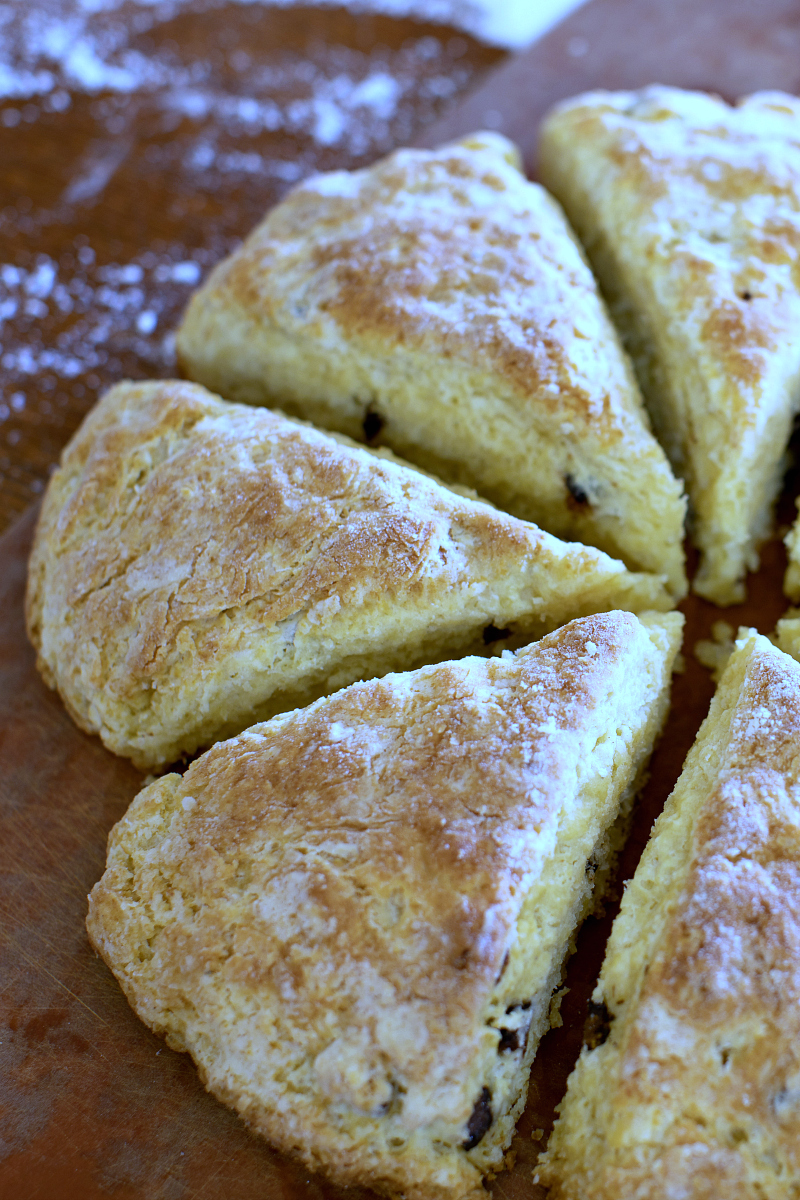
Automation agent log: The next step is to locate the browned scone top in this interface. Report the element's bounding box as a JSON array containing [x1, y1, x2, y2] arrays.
[[200, 139, 627, 422], [626, 642, 800, 1194], [176, 133, 686, 596], [538, 632, 800, 1198], [539, 87, 800, 606], [180, 133, 639, 426], [86, 610, 683, 1200], [25, 379, 671, 769]]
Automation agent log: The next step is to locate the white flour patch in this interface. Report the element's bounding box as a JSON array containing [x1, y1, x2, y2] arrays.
[[0, 246, 202, 388], [0, 0, 502, 514], [0, 0, 585, 108]]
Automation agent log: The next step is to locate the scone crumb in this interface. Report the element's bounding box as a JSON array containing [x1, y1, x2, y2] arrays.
[[694, 620, 736, 680], [548, 985, 569, 1028], [85, 610, 682, 1200]]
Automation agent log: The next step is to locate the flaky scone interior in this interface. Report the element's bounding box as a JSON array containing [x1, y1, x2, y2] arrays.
[[540, 87, 800, 605], [176, 132, 686, 597], [87, 610, 682, 1200], [26, 379, 674, 771], [538, 630, 800, 1199]]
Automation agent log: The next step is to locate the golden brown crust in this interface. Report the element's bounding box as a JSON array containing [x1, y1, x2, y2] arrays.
[[538, 633, 800, 1198], [220, 154, 623, 426], [539, 87, 800, 605], [176, 134, 686, 595], [86, 611, 682, 1200], [26, 379, 672, 770]]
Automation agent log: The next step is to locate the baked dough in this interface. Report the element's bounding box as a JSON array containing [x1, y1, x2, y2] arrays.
[[777, 508, 800, 658], [537, 630, 800, 1198], [539, 87, 800, 605], [86, 609, 683, 1200], [775, 506, 800, 655], [175, 132, 686, 598], [25, 379, 674, 771], [784, 503, 800, 602]]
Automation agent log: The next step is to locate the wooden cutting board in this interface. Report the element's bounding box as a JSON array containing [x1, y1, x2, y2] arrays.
[[0, 4, 503, 530], [3, 2, 800, 1197]]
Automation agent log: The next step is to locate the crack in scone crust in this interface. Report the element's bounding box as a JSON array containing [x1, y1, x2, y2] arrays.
[[25, 378, 671, 768], [538, 633, 800, 1198], [540, 87, 800, 604], [176, 133, 686, 596], [86, 610, 682, 1200]]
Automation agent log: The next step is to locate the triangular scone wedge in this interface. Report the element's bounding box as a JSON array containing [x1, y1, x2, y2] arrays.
[[539, 87, 800, 605], [538, 630, 800, 1199], [175, 133, 687, 598], [25, 379, 675, 771], [86, 610, 683, 1200]]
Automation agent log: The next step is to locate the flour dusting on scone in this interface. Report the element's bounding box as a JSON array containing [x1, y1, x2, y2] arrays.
[[540, 87, 800, 605], [87, 610, 683, 1200], [176, 133, 686, 597], [538, 630, 800, 1197], [25, 379, 674, 770]]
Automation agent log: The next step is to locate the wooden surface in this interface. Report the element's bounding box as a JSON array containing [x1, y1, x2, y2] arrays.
[[3, 1, 800, 1198], [417, 0, 800, 168], [0, 3, 503, 531]]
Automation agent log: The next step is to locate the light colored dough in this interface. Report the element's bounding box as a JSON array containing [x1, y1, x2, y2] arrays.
[[784, 502, 800, 602], [538, 630, 800, 1198], [87, 609, 683, 1200], [540, 87, 800, 605], [176, 132, 686, 598], [26, 378, 674, 770], [775, 602, 800, 664]]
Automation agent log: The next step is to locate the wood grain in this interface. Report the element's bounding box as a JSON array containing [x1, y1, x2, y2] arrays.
[[0, 4, 503, 532], [3, 1, 800, 1197]]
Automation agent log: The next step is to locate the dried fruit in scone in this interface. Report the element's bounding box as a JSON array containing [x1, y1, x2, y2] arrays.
[[540, 86, 800, 605], [25, 379, 675, 771], [537, 630, 800, 1198], [86, 609, 683, 1200], [175, 132, 686, 598]]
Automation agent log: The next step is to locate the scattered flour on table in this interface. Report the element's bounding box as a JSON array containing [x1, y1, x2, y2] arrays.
[[0, 0, 507, 510], [0, 248, 206, 416], [0, 0, 586, 105], [0, 17, 469, 155]]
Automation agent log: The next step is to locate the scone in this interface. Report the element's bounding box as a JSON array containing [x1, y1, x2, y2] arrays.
[[539, 87, 800, 605], [537, 630, 800, 1198], [25, 379, 674, 771], [175, 132, 687, 598], [86, 610, 683, 1200]]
